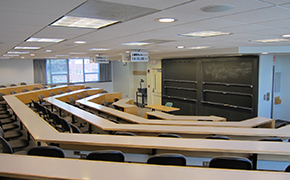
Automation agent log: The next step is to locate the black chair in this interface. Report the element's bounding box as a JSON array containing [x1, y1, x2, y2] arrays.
[[10, 91, 16, 95], [0, 93, 7, 109], [285, 165, 290, 172], [114, 132, 136, 136], [33, 87, 41, 90], [101, 90, 108, 93], [102, 100, 115, 108], [85, 86, 92, 89], [157, 133, 181, 138], [84, 92, 90, 97], [49, 92, 55, 96], [0, 85, 6, 88], [0, 126, 23, 141], [70, 124, 81, 133], [59, 117, 71, 133], [69, 97, 76, 105], [0, 136, 13, 153], [22, 89, 29, 92], [259, 137, 283, 142], [87, 150, 125, 162], [38, 94, 51, 109], [20, 82, 27, 85], [147, 154, 186, 166], [205, 136, 230, 140], [66, 89, 72, 92], [77, 95, 83, 99], [209, 156, 253, 170], [0, 127, 29, 151], [27, 146, 65, 158], [10, 84, 17, 87], [114, 98, 119, 102], [58, 90, 64, 94]]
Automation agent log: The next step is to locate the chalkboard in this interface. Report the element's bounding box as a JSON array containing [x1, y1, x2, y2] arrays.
[[202, 59, 253, 84]]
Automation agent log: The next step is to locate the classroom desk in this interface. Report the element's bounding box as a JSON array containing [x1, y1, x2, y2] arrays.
[[0, 84, 43, 95], [88, 92, 122, 104], [54, 88, 103, 103], [145, 111, 226, 122], [4, 95, 290, 170], [145, 104, 180, 112], [47, 95, 289, 140], [1, 154, 290, 180], [112, 98, 138, 115]]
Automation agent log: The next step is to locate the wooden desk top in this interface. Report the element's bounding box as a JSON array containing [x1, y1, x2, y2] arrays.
[[145, 104, 180, 112], [0, 84, 42, 95], [1, 154, 290, 180], [145, 111, 226, 122], [113, 98, 136, 108]]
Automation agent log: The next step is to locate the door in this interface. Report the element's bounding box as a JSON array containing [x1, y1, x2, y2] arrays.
[[152, 68, 162, 105]]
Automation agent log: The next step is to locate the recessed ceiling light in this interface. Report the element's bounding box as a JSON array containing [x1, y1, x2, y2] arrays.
[[262, 52, 268, 54], [74, 41, 86, 44], [51, 16, 119, 29], [188, 46, 212, 49], [30, 54, 35, 56], [14, 46, 41, 50], [89, 48, 111, 51], [21, 57, 25, 59], [55, 54, 68, 57], [157, 18, 177, 23], [250, 38, 289, 43], [176, 45, 185, 49], [178, 31, 232, 37], [0, 57, 12, 59], [201, 5, 234, 12], [45, 50, 52, 53], [121, 42, 151, 46], [7, 51, 30, 54], [26, 37, 65, 43]]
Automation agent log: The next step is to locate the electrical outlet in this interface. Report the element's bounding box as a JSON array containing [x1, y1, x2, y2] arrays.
[[74, 151, 80, 155], [203, 161, 210, 167]]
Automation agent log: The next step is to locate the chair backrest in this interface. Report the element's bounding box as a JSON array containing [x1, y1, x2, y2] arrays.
[[77, 95, 83, 99], [84, 92, 90, 97], [10, 91, 16, 95], [101, 90, 108, 93], [66, 89, 72, 92], [22, 89, 29, 92], [69, 97, 76, 104], [285, 165, 290, 172], [70, 124, 81, 133], [38, 94, 45, 104], [147, 154, 186, 166], [209, 156, 253, 170], [49, 92, 55, 97], [87, 150, 125, 162], [59, 117, 71, 132], [157, 133, 181, 138], [50, 112, 61, 125], [0, 85, 6, 88], [85, 86, 92, 89], [114, 132, 136, 136], [0, 136, 13, 154], [165, 102, 173, 107], [33, 87, 41, 90], [27, 146, 65, 158], [259, 138, 283, 142], [10, 84, 17, 87], [205, 136, 230, 140], [114, 98, 119, 102], [102, 100, 109, 107], [58, 90, 63, 94], [0, 93, 5, 101], [20, 82, 27, 85]]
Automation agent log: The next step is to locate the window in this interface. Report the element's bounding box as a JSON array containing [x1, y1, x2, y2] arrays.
[[46, 58, 103, 84]]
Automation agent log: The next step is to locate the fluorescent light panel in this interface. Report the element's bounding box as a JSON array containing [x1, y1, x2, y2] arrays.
[[250, 38, 289, 43], [157, 18, 177, 23], [7, 51, 30, 54], [179, 31, 231, 37], [51, 16, 119, 29], [26, 37, 65, 43], [14, 46, 41, 50], [188, 46, 212, 49], [89, 48, 110, 51], [121, 42, 151, 46]]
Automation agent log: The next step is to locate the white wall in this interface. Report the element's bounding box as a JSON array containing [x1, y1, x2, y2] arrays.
[[0, 59, 34, 86], [112, 61, 131, 98], [258, 55, 274, 118], [272, 55, 290, 120]]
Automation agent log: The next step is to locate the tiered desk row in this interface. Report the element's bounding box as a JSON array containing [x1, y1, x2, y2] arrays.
[[2, 85, 290, 179]]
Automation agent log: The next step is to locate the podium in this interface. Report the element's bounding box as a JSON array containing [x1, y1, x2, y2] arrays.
[[136, 88, 147, 107]]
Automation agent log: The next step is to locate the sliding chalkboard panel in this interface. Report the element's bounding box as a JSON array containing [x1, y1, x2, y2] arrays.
[[162, 56, 258, 121]]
